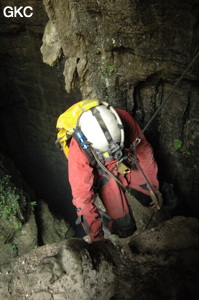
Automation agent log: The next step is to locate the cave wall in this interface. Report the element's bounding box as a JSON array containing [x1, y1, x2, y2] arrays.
[[42, 0, 199, 105], [0, 0, 199, 226]]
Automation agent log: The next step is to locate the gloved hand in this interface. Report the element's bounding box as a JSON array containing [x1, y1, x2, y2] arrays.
[[83, 230, 104, 243], [83, 235, 105, 243], [83, 235, 92, 243]]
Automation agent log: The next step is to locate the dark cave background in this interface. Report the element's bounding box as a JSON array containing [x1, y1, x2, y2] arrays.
[[0, 0, 83, 235]]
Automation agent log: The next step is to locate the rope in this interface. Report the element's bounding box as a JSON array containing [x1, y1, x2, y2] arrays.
[[130, 151, 160, 209], [127, 50, 199, 214], [90, 149, 124, 188], [91, 51, 199, 228], [137, 50, 199, 139]]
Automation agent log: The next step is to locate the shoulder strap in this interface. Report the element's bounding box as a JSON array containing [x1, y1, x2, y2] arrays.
[[72, 131, 97, 167]]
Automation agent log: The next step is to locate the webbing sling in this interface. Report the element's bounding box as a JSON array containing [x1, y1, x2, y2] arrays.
[[90, 106, 122, 158], [91, 107, 115, 147]]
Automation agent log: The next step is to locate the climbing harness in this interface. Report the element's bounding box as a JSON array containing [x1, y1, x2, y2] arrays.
[[90, 148, 124, 188], [124, 150, 161, 209]]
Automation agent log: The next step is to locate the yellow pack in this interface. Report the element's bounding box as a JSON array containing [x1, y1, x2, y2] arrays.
[[55, 99, 100, 158]]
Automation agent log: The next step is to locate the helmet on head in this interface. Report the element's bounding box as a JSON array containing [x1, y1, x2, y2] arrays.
[[78, 102, 124, 160]]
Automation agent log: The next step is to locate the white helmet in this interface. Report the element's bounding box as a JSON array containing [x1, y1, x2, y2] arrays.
[[78, 102, 124, 159]]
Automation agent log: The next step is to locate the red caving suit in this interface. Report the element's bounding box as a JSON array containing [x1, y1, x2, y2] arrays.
[[68, 110, 159, 241]]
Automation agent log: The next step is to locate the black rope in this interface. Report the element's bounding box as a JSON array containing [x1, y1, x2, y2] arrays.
[[127, 50, 199, 210], [127, 149, 160, 208], [137, 50, 199, 140]]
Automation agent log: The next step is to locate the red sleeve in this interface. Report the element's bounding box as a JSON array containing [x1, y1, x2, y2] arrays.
[[117, 110, 159, 192], [68, 137, 95, 208], [68, 138, 103, 240]]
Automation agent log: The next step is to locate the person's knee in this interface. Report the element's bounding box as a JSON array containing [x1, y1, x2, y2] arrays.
[[112, 213, 136, 238]]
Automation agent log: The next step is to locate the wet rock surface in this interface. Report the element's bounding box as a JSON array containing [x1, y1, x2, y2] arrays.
[[0, 154, 74, 266], [38, 199, 75, 244], [0, 153, 38, 265], [0, 216, 199, 300]]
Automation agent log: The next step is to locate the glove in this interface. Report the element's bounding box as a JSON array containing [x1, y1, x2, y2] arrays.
[[83, 234, 105, 243]]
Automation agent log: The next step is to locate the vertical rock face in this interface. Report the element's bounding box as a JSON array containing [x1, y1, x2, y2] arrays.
[[41, 0, 199, 214], [0, 0, 82, 230], [0, 152, 38, 265], [42, 0, 199, 105]]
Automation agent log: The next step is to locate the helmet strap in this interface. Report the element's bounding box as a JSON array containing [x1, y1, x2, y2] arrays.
[[90, 107, 122, 160]]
